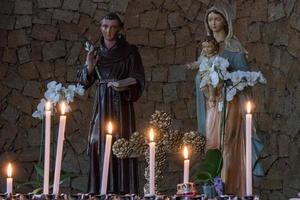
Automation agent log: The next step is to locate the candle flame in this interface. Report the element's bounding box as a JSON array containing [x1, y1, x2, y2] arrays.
[[45, 101, 51, 111], [183, 146, 189, 159], [108, 121, 113, 134], [61, 102, 66, 115], [149, 128, 154, 142], [7, 163, 12, 177], [246, 101, 251, 114]]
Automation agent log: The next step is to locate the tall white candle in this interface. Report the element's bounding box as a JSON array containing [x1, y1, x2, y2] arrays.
[[53, 102, 67, 195], [6, 163, 13, 194], [149, 128, 155, 196], [246, 101, 252, 196], [100, 121, 113, 195], [183, 146, 190, 183], [44, 102, 51, 194]]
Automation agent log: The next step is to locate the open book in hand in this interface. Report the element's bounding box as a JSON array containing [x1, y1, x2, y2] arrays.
[[109, 77, 137, 88]]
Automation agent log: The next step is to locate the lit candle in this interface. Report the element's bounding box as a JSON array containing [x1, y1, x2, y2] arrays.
[[6, 163, 13, 194], [246, 101, 252, 196], [100, 121, 113, 195], [183, 146, 190, 183], [149, 128, 155, 196], [44, 102, 51, 194], [53, 102, 67, 195]]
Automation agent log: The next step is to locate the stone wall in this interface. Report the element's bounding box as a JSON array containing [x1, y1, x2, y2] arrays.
[[0, 0, 299, 199]]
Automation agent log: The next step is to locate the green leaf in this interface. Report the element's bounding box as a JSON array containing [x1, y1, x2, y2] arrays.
[[196, 149, 223, 183], [16, 180, 42, 190], [34, 163, 44, 178], [32, 187, 43, 194]]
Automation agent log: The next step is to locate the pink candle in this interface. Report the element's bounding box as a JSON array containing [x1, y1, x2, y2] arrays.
[[245, 101, 252, 195], [53, 102, 67, 195], [44, 102, 51, 194], [183, 146, 190, 183], [149, 128, 155, 196], [101, 122, 113, 195], [6, 163, 13, 194]]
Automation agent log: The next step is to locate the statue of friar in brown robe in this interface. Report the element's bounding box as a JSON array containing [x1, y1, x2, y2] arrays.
[[77, 13, 145, 195]]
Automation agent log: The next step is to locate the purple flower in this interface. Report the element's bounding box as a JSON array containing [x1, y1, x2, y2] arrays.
[[214, 176, 224, 195]]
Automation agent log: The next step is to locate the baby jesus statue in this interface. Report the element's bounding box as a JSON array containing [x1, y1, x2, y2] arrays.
[[187, 36, 229, 109]]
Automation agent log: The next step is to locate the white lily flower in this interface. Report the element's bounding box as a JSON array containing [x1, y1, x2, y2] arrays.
[[47, 81, 57, 90], [210, 71, 219, 88], [75, 84, 85, 96]]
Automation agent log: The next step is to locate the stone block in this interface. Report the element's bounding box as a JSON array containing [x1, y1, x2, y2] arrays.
[[14, 0, 33, 14], [0, 125, 18, 150], [0, 30, 8, 47], [175, 47, 185, 64], [149, 31, 165, 47], [79, 0, 97, 16], [1, 105, 19, 124], [147, 83, 163, 101], [53, 9, 74, 23], [268, 2, 285, 22], [23, 81, 42, 98], [32, 24, 58, 41], [124, 12, 139, 29], [78, 14, 92, 34], [42, 40, 66, 60], [185, 43, 197, 63], [126, 28, 149, 46], [32, 10, 52, 24], [85, 23, 101, 43], [287, 32, 300, 58], [8, 90, 32, 115], [15, 15, 32, 29], [163, 83, 177, 102], [168, 65, 186, 82], [18, 62, 39, 80], [0, 0, 14, 14], [290, 12, 300, 32], [186, 99, 196, 118], [3, 71, 26, 90], [31, 41, 42, 61], [8, 29, 29, 48], [93, 9, 109, 23], [0, 63, 8, 80], [55, 59, 67, 78], [67, 42, 81, 65], [110, 0, 129, 13], [3, 48, 17, 64], [67, 66, 77, 82], [140, 10, 159, 29], [71, 176, 89, 191], [37, 0, 61, 8], [185, 1, 201, 21], [17, 46, 31, 64], [168, 12, 185, 28], [165, 30, 175, 46], [163, 0, 179, 11], [0, 84, 10, 100], [60, 22, 79, 41], [250, 0, 268, 22], [156, 12, 168, 30], [283, 0, 296, 17], [252, 43, 270, 64], [152, 66, 168, 82], [248, 22, 261, 42], [173, 100, 189, 119], [35, 61, 54, 80], [177, 0, 191, 14], [178, 82, 194, 99], [0, 14, 15, 30], [158, 47, 175, 64], [62, 0, 80, 11]]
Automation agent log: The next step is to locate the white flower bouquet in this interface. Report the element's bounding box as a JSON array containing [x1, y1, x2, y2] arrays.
[[198, 56, 266, 102], [32, 81, 85, 119]]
